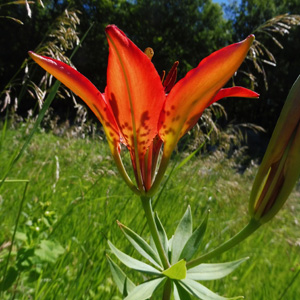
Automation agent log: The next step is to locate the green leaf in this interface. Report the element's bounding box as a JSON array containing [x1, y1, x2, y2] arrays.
[[106, 255, 135, 296], [123, 277, 133, 297], [171, 206, 193, 264], [154, 212, 169, 256], [34, 240, 65, 264], [162, 259, 187, 280], [0, 266, 18, 291], [124, 277, 166, 300], [180, 279, 243, 300], [187, 258, 249, 281], [117, 221, 162, 269], [179, 211, 209, 261], [173, 281, 192, 300], [108, 240, 161, 275]]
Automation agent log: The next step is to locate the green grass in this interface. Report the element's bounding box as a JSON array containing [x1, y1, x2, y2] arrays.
[[0, 128, 299, 299]]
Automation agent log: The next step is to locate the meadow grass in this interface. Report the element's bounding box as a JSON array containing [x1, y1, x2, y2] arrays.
[[0, 127, 299, 299]]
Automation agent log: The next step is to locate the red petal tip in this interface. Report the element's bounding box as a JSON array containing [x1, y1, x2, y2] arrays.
[[105, 24, 116, 31], [105, 24, 126, 38], [247, 34, 255, 41]]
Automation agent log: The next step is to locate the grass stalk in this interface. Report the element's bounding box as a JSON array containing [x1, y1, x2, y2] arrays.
[[278, 266, 300, 300], [0, 22, 93, 189], [1, 180, 29, 293]]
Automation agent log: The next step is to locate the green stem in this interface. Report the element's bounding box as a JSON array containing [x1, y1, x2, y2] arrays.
[[186, 218, 261, 269], [162, 279, 172, 300], [141, 197, 170, 269]]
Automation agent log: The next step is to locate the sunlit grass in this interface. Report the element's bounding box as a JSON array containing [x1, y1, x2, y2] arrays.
[[0, 128, 299, 299]]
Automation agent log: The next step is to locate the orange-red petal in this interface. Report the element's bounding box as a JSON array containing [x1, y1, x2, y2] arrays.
[[208, 86, 259, 106], [183, 87, 259, 134], [105, 25, 165, 160], [28, 51, 120, 153], [159, 35, 255, 156]]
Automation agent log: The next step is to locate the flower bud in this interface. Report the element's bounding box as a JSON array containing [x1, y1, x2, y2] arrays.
[[249, 75, 300, 223]]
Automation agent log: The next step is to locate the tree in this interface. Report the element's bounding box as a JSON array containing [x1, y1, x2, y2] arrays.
[[223, 0, 300, 134]]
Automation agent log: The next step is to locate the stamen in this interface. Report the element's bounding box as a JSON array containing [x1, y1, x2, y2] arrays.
[[163, 61, 179, 93], [160, 70, 166, 83], [144, 47, 154, 60]]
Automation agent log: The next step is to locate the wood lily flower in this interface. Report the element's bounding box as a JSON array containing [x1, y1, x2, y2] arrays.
[[29, 25, 258, 195]]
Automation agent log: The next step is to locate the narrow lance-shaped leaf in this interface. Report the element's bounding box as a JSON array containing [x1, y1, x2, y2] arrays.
[[106, 255, 136, 295], [186, 257, 249, 280], [124, 277, 166, 300], [108, 240, 161, 275], [171, 206, 193, 264], [180, 279, 243, 300], [179, 211, 209, 262], [117, 221, 163, 269], [154, 212, 169, 256], [173, 281, 192, 300]]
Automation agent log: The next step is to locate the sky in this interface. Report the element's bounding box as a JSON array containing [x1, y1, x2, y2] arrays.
[[213, 0, 241, 5], [212, 0, 242, 19]]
